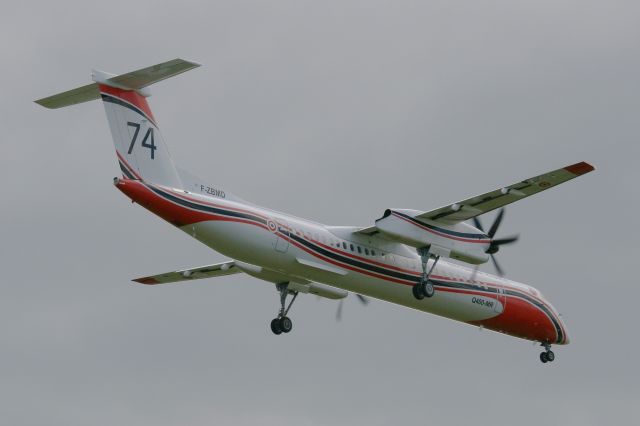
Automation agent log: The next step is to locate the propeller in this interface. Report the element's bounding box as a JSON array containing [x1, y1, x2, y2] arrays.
[[472, 208, 519, 276], [336, 293, 369, 321]]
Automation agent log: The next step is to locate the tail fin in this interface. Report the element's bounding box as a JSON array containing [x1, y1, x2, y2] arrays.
[[35, 59, 200, 189]]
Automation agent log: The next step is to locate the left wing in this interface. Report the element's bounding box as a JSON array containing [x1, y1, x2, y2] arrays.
[[357, 161, 594, 235], [133, 260, 239, 285], [133, 260, 348, 301]]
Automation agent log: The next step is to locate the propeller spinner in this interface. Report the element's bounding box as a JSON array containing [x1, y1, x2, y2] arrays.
[[472, 208, 519, 276]]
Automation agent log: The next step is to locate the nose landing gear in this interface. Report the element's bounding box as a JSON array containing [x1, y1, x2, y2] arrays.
[[270, 282, 297, 335], [412, 247, 439, 300], [539, 342, 555, 363]]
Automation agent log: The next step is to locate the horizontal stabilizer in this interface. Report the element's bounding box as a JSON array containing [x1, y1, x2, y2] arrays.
[[101, 58, 200, 90], [35, 83, 100, 109], [35, 58, 200, 109], [133, 260, 239, 285]]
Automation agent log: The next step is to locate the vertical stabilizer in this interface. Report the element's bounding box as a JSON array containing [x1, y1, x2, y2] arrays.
[[99, 83, 182, 187], [35, 59, 201, 189]]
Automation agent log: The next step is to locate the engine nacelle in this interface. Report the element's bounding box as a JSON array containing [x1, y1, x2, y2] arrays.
[[375, 209, 490, 265], [288, 282, 348, 300]]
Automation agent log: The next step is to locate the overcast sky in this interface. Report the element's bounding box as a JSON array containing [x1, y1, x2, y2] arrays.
[[2, 1, 639, 425]]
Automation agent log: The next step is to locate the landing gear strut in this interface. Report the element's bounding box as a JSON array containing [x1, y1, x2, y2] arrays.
[[539, 342, 555, 363], [412, 247, 439, 300], [270, 282, 297, 335]]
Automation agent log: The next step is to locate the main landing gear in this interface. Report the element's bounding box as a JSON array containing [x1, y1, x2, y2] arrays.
[[539, 342, 556, 363], [270, 282, 298, 335], [412, 247, 440, 300]]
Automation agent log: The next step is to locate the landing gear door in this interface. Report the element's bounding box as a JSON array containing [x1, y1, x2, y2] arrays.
[[494, 288, 507, 314], [273, 219, 290, 253]]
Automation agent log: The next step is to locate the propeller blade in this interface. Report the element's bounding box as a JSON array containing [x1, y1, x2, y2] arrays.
[[490, 254, 504, 276], [488, 208, 505, 238], [491, 235, 519, 246], [355, 294, 369, 305], [336, 299, 343, 321], [473, 217, 485, 233]]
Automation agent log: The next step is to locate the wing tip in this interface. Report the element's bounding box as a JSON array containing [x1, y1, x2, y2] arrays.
[[564, 161, 595, 176], [132, 277, 159, 285]]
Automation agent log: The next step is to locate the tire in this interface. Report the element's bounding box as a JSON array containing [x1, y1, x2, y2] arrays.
[[412, 284, 425, 300], [424, 281, 435, 298], [279, 316, 293, 333], [546, 351, 555, 362], [270, 318, 282, 335], [540, 352, 548, 363]]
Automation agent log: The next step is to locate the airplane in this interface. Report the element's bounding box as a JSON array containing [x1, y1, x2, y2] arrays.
[[36, 59, 594, 363]]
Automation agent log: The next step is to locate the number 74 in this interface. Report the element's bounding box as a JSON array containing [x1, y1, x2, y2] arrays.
[[127, 121, 157, 159]]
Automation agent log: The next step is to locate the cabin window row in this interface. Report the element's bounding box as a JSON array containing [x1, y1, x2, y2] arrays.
[[331, 241, 379, 257], [291, 228, 379, 257]]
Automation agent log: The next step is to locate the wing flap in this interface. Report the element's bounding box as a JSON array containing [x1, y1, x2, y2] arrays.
[[133, 260, 240, 285]]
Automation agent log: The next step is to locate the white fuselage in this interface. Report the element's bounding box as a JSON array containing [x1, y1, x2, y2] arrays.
[[117, 179, 569, 345]]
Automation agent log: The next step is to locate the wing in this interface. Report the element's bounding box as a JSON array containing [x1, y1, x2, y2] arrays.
[[132, 259, 348, 301], [357, 161, 594, 233], [133, 260, 240, 285]]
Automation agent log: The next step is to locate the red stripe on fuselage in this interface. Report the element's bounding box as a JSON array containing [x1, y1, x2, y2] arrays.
[[306, 235, 504, 290], [286, 237, 416, 285], [159, 186, 270, 222], [115, 179, 269, 231], [308, 236, 419, 275]]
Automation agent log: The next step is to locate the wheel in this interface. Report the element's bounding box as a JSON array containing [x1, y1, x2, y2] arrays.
[[412, 284, 425, 300], [424, 281, 435, 298], [279, 316, 293, 333], [270, 318, 282, 335], [540, 352, 548, 363], [546, 350, 555, 362]]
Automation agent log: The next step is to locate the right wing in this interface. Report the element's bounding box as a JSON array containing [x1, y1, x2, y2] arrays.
[[356, 161, 595, 237], [133, 260, 239, 285], [415, 161, 594, 224]]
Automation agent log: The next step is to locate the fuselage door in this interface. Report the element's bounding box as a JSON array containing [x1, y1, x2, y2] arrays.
[[274, 219, 290, 253], [494, 287, 507, 314]]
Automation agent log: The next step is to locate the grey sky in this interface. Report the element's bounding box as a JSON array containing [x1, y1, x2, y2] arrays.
[[2, 1, 639, 424]]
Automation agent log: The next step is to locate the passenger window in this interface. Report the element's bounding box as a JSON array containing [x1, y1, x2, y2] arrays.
[[372, 250, 376, 256], [357, 246, 362, 254], [365, 248, 370, 255], [342, 242, 347, 250], [350, 244, 354, 251]]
